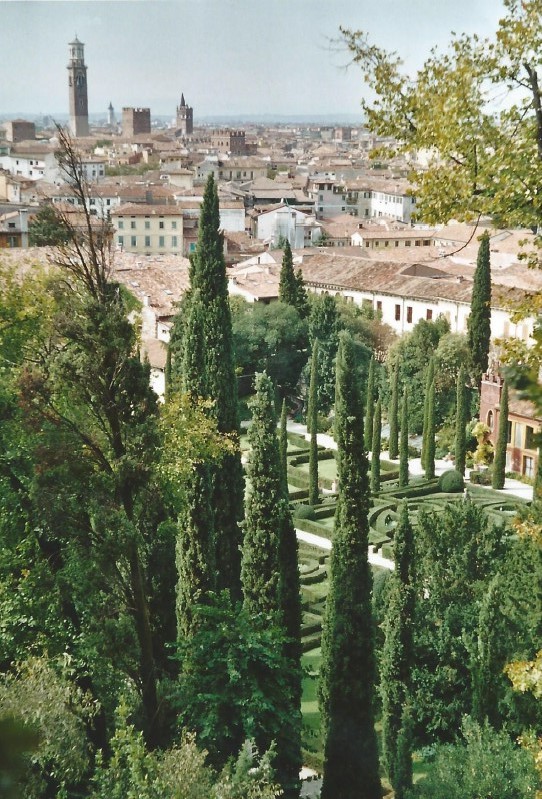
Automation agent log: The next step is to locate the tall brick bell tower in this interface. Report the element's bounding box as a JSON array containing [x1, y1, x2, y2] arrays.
[[67, 36, 89, 137]]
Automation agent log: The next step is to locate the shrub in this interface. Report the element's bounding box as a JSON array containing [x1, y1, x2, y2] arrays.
[[293, 503, 316, 520], [438, 469, 465, 493], [470, 469, 492, 486]]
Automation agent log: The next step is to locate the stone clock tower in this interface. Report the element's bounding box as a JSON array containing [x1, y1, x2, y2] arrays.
[[67, 36, 89, 137]]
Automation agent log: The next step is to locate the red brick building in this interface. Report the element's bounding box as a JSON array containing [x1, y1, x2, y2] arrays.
[[480, 373, 541, 479]]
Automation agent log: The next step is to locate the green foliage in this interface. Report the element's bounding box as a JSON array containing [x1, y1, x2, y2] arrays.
[[181, 173, 244, 598], [411, 717, 538, 799], [467, 232, 491, 383], [370, 399, 382, 493], [390, 320, 448, 435], [399, 389, 409, 487], [421, 357, 435, 470], [336, 296, 396, 365], [424, 380, 436, 480], [364, 356, 376, 451], [454, 365, 468, 476], [0, 657, 96, 798], [438, 469, 465, 493], [388, 364, 400, 460], [293, 504, 317, 521], [412, 500, 509, 743], [308, 294, 340, 416], [492, 379, 509, 490], [319, 335, 381, 799], [92, 702, 281, 799], [174, 596, 291, 778], [28, 204, 71, 246], [278, 241, 308, 319], [308, 340, 319, 506], [231, 299, 309, 397], [340, 4, 542, 230], [241, 373, 302, 796], [242, 373, 284, 616], [381, 503, 415, 798]]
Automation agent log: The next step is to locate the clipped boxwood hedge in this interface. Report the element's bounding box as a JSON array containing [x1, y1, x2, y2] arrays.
[[438, 469, 465, 493]]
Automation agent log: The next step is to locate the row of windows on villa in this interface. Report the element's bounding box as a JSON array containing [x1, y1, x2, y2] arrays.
[[117, 235, 179, 248], [117, 218, 179, 230]]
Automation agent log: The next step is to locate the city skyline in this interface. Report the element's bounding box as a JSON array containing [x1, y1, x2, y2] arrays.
[[3, 0, 504, 121]]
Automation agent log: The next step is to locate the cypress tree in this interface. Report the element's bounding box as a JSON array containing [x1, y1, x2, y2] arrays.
[[399, 388, 409, 487], [278, 424, 303, 799], [364, 356, 376, 451], [308, 340, 319, 505], [242, 372, 283, 616], [279, 241, 298, 307], [388, 364, 400, 460], [381, 503, 415, 798], [425, 379, 436, 480], [176, 467, 215, 640], [370, 398, 382, 493], [421, 357, 435, 471], [455, 364, 468, 476], [176, 293, 216, 639], [309, 294, 340, 416], [492, 379, 509, 490], [309, 424, 319, 506], [467, 231, 492, 385], [294, 268, 309, 318], [188, 173, 244, 598], [471, 576, 502, 727], [319, 335, 381, 799], [534, 442, 542, 501], [307, 338, 318, 434], [164, 343, 172, 402], [241, 372, 302, 798], [279, 398, 288, 495]]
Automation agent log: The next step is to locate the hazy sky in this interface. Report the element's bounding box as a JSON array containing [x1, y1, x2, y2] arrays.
[[1, 0, 505, 119]]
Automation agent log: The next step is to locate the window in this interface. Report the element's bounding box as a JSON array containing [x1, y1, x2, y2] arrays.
[[406, 306, 413, 323], [118, 235, 124, 246], [514, 422, 523, 448], [159, 236, 165, 247], [172, 235, 177, 247], [376, 301, 382, 312], [507, 420, 512, 443], [159, 220, 164, 229], [145, 236, 151, 247], [426, 309, 433, 320], [395, 240, 399, 247], [523, 456, 534, 478], [144, 220, 150, 230], [171, 220, 177, 230], [131, 220, 136, 230], [487, 410, 494, 431], [405, 240, 411, 247], [395, 304, 401, 321], [131, 236, 137, 247], [415, 240, 421, 246], [525, 425, 536, 450], [118, 220, 124, 229]]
